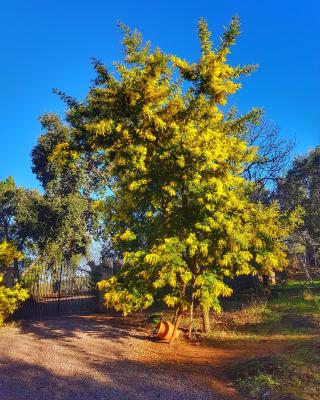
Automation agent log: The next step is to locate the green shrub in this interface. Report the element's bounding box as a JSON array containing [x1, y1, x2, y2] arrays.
[[0, 275, 29, 325]]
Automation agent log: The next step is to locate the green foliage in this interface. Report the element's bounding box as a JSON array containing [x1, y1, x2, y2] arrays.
[[0, 177, 17, 243], [0, 275, 29, 325], [31, 113, 92, 196]]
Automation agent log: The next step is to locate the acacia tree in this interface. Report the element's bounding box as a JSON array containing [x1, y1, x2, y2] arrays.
[[46, 18, 300, 339]]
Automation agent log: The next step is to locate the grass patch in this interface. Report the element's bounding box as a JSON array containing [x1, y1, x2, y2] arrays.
[[269, 290, 320, 315], [237, 373, 278, 398], [228, 355, 292, 379], [277, 280, 320, 290], [228, 355, 306, 399], [213, 289, 320, 399]]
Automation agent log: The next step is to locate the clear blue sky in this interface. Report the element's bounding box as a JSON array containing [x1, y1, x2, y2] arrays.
[[0, 0, 319, 189]]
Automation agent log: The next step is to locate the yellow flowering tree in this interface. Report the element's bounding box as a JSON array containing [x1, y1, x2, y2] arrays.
[[0, 241, 28, 325], [47, 18, 300, 340], [0, 275, 29, 325], [0, 241, 23, 267]]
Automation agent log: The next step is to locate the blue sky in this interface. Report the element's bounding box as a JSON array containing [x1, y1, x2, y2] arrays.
[[0, 0, 319, 189]]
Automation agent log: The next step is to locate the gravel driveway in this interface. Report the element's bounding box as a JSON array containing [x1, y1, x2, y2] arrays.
[[0, 315, 219, 400]]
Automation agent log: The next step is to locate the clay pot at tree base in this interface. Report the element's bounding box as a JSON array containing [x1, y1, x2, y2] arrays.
[[156, 320, 180, 341]]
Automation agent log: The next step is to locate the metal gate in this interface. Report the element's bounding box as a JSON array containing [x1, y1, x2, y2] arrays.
[[15, 263, 98, 318]]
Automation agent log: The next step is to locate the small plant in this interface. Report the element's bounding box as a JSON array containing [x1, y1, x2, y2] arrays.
[[314, 373, 320, 385], [148, 312, 163, 325], [237, 373, 278, 398], [313, 353, 320, 364]]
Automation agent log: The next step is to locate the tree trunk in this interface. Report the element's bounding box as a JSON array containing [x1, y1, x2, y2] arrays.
[[172, 307, 179, 324], [202, 305, 211, 334], [262, 275, 270, 287], [188, 298, 194, 339], [169, 307, 182, 345]]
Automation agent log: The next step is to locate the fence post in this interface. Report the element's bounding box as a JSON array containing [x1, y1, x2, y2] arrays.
[[57, 263, 63, 316]]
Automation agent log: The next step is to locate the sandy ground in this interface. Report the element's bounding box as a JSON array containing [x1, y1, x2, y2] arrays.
[[0, 315, 224, 400]]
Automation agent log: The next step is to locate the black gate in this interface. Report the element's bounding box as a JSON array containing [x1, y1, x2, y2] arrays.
[[15, 263, 98, 318]]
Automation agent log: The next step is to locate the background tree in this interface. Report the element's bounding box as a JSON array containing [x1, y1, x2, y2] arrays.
[[0, 177, 17, 242], [30, 114, 99, 273], [0, 177, 31, 280], [241, 118, 295, 202], [277, 146, 320, 279]]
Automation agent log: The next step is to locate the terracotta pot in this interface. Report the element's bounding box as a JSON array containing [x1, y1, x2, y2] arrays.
[[156, 320, 180, 341]]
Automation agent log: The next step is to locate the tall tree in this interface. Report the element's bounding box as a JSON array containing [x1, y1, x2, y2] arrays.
[[31, 113, 99, 270], [0, 177, 16, 242], [46, 18, 300, 338], [0, 177, 35, 282], [277, 146, 320, 278]]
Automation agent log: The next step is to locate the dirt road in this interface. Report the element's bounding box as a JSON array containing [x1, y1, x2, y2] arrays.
[[0, 315, 221, 400]]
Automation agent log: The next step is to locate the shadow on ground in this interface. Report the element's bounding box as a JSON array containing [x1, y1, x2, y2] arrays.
[[18, 313, 149, 343], [0, 355, 219, 400], [0, 315, 225, 400]]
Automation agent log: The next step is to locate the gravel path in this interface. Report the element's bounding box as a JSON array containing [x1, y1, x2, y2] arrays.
[[0, 315, 219, 400]]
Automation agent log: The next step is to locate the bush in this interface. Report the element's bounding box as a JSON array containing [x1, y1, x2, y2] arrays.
[[0, 275, 29, 325]]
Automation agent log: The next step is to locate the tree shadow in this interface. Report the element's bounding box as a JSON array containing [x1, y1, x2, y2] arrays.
[[0, 356, 220, 400], [18, 313, 150, 343], [0, 352, 225, 400]]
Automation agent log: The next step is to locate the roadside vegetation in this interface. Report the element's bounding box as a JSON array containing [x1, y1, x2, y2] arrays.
[[225, 288, 320, 400], [148, 283, 320, 399], [0, 275, 29, 326]]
